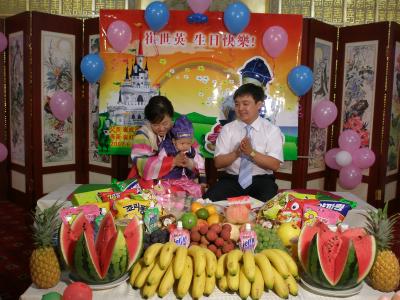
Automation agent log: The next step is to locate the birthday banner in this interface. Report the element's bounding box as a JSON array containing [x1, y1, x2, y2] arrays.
[[98, 10, 302, 159]]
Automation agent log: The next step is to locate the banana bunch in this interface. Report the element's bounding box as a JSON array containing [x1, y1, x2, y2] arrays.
[[129, 243, 217, 299], [216, 248, 299, 299]]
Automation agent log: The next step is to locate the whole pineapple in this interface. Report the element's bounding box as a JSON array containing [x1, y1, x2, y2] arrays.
[[29, 202, 63, 288], [364, 201, 400, 292]]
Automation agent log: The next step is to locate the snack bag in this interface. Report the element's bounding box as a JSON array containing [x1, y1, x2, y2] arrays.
[[111, 178, 141, 192], [114, 196, 151, 219], [258, 192, 289, 220], [303, 204, 344, 226], [319, 200, 353, 220]]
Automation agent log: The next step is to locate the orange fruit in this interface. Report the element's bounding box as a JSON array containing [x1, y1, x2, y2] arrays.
[[197, 219, 208, 227], [191, 202, 203, 213], [207, 213, 221, 226], [205, 204, 217, 216]]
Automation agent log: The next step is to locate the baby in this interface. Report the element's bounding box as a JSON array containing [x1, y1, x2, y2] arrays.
[[158, 115, 206, 197]]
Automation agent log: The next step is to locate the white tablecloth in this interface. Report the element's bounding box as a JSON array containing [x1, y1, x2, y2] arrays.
[[22, 185, 392, 300]]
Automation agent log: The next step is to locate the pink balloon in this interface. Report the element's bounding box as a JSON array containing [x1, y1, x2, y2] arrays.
[[107, 20, 132, 52], [325, 148, 341, 170], [339, 165, 362, 190], [352, 148, 375, 169], [312, 100, 338, 128], [262, 26, 288, 58], [188, 0, 212, 14], [338, 130, 361, 152], [49, 91, 74, 121], [0, 32, 7, 52], [0, 143, 8, 162]]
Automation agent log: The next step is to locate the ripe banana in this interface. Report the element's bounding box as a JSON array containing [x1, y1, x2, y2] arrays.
[[143, 243, 163, 266], [158, 242, 177, 270], [261, 249, 290, 278], [254, 253, 274, 290], [157, 260, 174, 298], [217, 275, 228, 292], [129, 260, 142, 286], [250, 265, 264, 300], [271, 248, 299, 278], [204, 275, 216, 296], [226, 249, 243, 276], [242, 250, 256, 282], [147, 258, 168, 285], [227, 270, 240, 291], [188, 245, 206, 277], [134, 260, 155, 289], [239, 265, 251, 300], [191, 267, 206, 299], [271, 265, 289, 299], [216, 253, 227, 280], [204, 248, 217, 277], [176, 255, 194, 298], [285, 273, 299, 296], [173, 246, 188, 279], [142, 282, 159, 299]]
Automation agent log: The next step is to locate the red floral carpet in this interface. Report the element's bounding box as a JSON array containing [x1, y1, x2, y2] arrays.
[[0, 201, 34, 300]]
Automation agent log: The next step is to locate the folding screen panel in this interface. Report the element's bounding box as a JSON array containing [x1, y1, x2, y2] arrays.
[[297, 18, 338, 190], [6, 11, 83, 205], [333, 22, 389, 207]]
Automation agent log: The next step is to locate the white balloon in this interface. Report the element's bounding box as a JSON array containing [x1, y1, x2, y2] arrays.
[[335, 150, 352, 167]]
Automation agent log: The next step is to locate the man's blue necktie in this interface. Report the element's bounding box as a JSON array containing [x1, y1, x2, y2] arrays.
[[238, 125, 253, 189]]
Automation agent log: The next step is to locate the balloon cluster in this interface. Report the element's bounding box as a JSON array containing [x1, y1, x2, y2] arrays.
[[325, 130, 375, 190], [0, 32, 7, 52], [187, 0, 212, 24]]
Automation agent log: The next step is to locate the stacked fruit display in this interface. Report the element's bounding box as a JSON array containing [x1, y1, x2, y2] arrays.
[[189, 223, 235, 257], [215, 247, 299, 299], [130, 242, 218, 298]]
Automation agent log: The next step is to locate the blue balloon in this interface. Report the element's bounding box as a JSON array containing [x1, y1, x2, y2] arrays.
[[80, 54, 104, 83], [287, 65, 314, 96], [223, 2, 250, 35], [145, 1, 170, 32], [187, 13, 208, 24]]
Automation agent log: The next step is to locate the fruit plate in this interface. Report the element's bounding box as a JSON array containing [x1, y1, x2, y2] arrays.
[[68, 273, 129, 290], [300, 273, 363, 297]]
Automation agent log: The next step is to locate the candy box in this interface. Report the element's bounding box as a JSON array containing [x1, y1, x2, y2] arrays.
[[71, 188, 113, 206]]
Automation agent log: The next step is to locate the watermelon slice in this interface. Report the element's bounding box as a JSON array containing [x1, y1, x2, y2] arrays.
[[297, 222, 322, 271], [316, 229, 351, 286], [121, 216, 143, 270], [95, 212, 117, 266], [341, 228, 376, 283], [59, 212, 90, 267]]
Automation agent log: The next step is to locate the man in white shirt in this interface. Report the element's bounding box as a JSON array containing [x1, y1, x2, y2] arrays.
[[204, 83, 284, 202]]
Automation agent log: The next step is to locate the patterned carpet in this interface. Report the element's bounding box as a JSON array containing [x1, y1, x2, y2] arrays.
[[0, 201, 33, 300]]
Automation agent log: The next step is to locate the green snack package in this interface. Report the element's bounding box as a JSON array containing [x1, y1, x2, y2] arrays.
[[143, 201, 160, 233]]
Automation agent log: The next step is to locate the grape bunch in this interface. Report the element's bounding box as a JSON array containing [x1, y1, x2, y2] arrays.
[[254, 224, 286, 253], [143, 228, 170, 250]]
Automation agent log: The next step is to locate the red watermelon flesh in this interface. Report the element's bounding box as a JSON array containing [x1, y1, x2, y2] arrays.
[[59, 212, 90, 267], [317, 229, 351, 286], [122, 216, 143, 269], [298, 221, 327, 271], [80, 221, 102, 280], [95, 212, 117, 266], [341, 228, 376, 283]]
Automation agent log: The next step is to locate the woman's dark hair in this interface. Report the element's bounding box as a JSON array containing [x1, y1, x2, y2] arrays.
[[144, 96, 174, 123], [233, 83, 265, 103]]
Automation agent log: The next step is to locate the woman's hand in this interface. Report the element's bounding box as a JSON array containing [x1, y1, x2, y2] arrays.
[[173, 151, 187, 167]]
